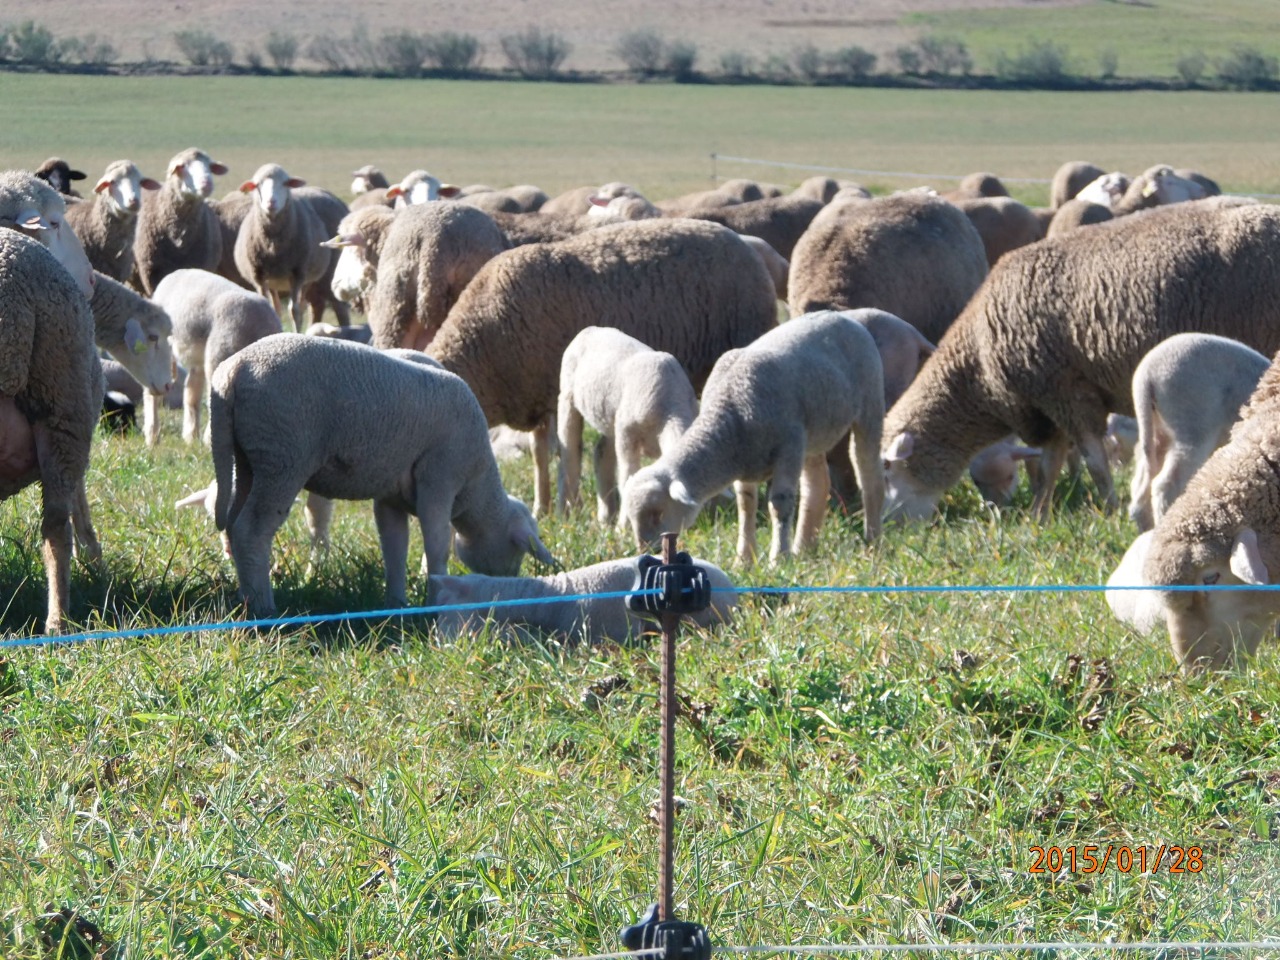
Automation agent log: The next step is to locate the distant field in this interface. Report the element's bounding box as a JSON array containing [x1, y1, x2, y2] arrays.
[[3, 74, 1279, 205]]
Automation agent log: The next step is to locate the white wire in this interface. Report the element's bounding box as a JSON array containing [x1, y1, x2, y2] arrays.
[[716, 943, 1280, 956], [557, 949, 666, 960]]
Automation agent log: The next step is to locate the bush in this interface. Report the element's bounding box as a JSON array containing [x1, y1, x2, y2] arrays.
[[1175, 50, 1207, 87], [306, 34, 349, 72], [826, 46, 876, 81], [423, 32, 483, 73], [1097, 47, 1118, 79], [718, 49, 754, 78], [378, 29, 428, 76], [791, 43, 824, 82], [615, 28, 664, 75], [9, 21, 63, 65], [915, 34, 971, 75], [265, 31, 299, 71], [1216, 46, 1278, 90], [173, 30, 233, 68], [994, 39, 1072, 84], [665, 41, 697, 80], [759, 54, 792, 83], [243, 46, 264, 71], [500, 27, 571, 78], [892, 45, 922, 75]]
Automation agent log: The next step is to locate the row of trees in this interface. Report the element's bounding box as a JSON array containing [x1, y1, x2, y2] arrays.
[[2, 19, 1278, 91]]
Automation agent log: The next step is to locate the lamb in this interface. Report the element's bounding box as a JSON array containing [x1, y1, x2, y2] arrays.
[[133, 147, 228, 295], [1135, 354, 1280, 671], [386, 169, 461, 206], [953, 196, 1044, 267], [0, 169, 96, 297], [882, 201, 1280, 523], [34, 157, 87, 197], [429, 555, 737, 644], [621, 311, 885, 564], [683, 194, 824, 259], [1049, 161, 1105, 209], [556, 327, 699, 524], [233, 163, 331, 333], [427, 217, 778, 516], [787, 192, 989, 343], [64, 160, 160, 281], [0, 230, 101, 633], [149, 268, 283, 445], [1127, 333, 1269, 531], [1046, 199, 1113, 237], [87, 272, 175, 397], [306, 321, 372, 344], [210, 334, 555, 618]]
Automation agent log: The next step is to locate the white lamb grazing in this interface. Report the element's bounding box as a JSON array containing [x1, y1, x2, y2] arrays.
[[621, 311, 885, 565], [429, 555, 738, 644], [1127, 333, 1269, 531], [210, 334, 555, 617], [557, 327, 698, 525], [150, 268, 284, 446]]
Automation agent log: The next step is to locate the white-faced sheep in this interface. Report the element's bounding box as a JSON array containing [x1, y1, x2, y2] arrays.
[[788, 192, 989, 344], [622, 311, 885, 565], [88, 272, 174, 397], [34, 157, 87, 197], [325, 205, 398, 305], [1049, 161, 1105, 209], [210, 334, 554, 618], [0, 169, 96, 297], [882, 201, 1280, 523], [233, 163, 331, 333], [134, 147, 228, 295], [1074, 172, 1130, 209], [540, 181, 642, 216], [429, 555, 737, 644], [386, 169, 461, 206], [64, 160, 160, 281], [1128, 333, 1269, 532], [1111, 165, 1205, 215], [149, 268, 283, 446], [427, 217, 779, 516], [557, 327, 699, 524], [351, 164, 390, 197]]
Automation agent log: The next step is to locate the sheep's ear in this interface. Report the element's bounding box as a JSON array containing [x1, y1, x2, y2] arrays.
[[438, 184, 461, 198], [124, 316, 148, 354], [167, 161, 185, 178], [68, 168, 87, 181], [515, 526, 557, 566], [285, 177, 306, 188], [239, 180, 257, 193], [885, 431, 915, 462], [94, 177, 112, 194], [588, 196, 610, 207], [669, 480, 699, 508], [1008, 446, 1041, 462], [320, 233, 359, 249], [210, 161, 229, 176], [13, 209, 48, 230], [386, 185, 405, 199], [1230, 528, 1269, 586], [1141, 178, 1160, 198], [140, 177, 161, 191]]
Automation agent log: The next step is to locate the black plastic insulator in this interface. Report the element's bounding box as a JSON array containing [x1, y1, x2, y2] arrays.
[[626, 553, 712, 618], [619, 903, 712, 960]]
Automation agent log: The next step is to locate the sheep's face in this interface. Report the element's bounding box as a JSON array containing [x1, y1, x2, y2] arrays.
[[455, 496, 556, 576], [98, 166, 160, 217], [243, 166, 304, 217], [5, 198, 96, 299], [111, 312, 174, 394], [881, 432, 942, 522], [171, 154, 226, 199], [622, 467, 702, 549], [331, 242, 376, 302]]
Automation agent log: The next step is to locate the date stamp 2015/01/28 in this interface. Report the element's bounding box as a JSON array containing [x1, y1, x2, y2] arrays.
[[1028, 845, 1204, 875]]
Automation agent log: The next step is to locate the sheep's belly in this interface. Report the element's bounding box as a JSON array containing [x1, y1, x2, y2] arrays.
[[0, 398, 37, 497], [305, 461, 410, 506]]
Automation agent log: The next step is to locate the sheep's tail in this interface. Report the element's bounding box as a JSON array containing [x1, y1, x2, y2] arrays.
[[1132, 369, 1159, 507], [210, 375, 236, 532]]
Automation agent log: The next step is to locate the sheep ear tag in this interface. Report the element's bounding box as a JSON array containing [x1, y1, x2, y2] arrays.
[[125, 316, 148, 354], [1230, 528, 1269, 586]]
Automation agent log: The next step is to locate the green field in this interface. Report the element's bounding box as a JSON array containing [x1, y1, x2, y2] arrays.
[[2, 74, 1279, 205], [3, 73, 1280, 958]]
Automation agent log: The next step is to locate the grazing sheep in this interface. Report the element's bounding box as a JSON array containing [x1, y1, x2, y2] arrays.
[[100, 390, 137, 435], [150, 268, 283, 445], [386, 169, 461, 206], [683, 194, 824, 259], [788, 192, 988, 343], [134, 147, 228, 295], [64, 160, 160, 281], [0, 231, 101, 633], [325, 205, 398, 304], [557, 327, 699, 524], [1046, 198, 1114, 237], [429, 555, 737, 644], [943, 172, 1009, 201], [1105, 530, 1165, 636], [1137, 355, 1280, 671], [740, 235, 789, 301], [585, 194, 662, 222], [1127, 333, 1269, 531], [1176, 168, 1221, 197], [954, 196, 1044, 267], [967, 438, 1041, 505], [101, 357, 183, 411], [88, 272, 174, 396], [789, 176, 868, 204], [459, 184, 549, 214], [540, 181, 642, 216], [211, 335, 555, 617], [1112, 165, 1205, 215], [350, 164, 389, 197], [233, 163, 330, 333], [1105, 413, 1138, 465], [0, 169, 96, 297], [1050, 161, 1105, 209], [427, 217, 778, 516], [1075, 172, 1131, 209], [882, 201, 1280, 523], [656, 178, 775, 215], [307, 321, 373, 344], [621, 311, 885, 564], [34, 157, 87, 197]]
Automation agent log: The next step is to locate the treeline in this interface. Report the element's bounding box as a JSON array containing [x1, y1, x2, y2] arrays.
[[2, 19, 1278, 91]]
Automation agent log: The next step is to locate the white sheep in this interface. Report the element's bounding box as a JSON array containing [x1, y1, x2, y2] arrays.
[[386, 169, 460, 206], [1074, 172, 1130, 209], [233, 163, 331, 333], [429, 555, 738, 644], [149, 268, 283, 446], [133, 147, 228, 295], [64, 160, 160, 282], [1127, 333, 1269, 531], [87, 272, 174, 397], [0, 169, 96, 297], [556, 327, 698, 524], [209, 334, 555, 617], [621, 311, 885, 565]]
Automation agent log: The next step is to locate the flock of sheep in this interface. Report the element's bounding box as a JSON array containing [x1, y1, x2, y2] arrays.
[[2, 149, 1278, 674]]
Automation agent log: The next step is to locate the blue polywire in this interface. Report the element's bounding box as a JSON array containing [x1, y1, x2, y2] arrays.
[[1, 579, 1276, 652]]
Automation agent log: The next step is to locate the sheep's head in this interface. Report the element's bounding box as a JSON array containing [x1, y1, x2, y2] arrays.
[[0, 171, 95, 297], [96, 160, 160, 217], [621, 464, 703, 550], [240, 163, 303, 217], [387, 170, 460, 207], [92, 280, 174, 393], [167, 147, 228, 198], [323, 207, 395, 302], [881, 431, 944, 522], [967, 439, 1039, 506], [350, 164, 388, 196], [454, 495, 556, 576], [34, 157, 86, 196]]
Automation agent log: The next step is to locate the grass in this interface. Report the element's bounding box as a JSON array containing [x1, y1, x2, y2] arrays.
[[2, 74, 1280, 208]]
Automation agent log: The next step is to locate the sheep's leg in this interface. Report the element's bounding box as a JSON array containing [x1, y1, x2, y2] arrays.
[[1151, 442, 1214, 525], [532, 415, 553, 517], [793, 452, 830, 554], [1127, 446, 1154, 531], [734, 480, 759, 566], [70, 479, 102, 564], [33, 424, 79, 634], [849, 420, 885, 543], [767, 456, 804, 566], [373, 500, 411, 608], [614, 428, 645, 526], [556, 400, 584, 514], [596, 434, 620, 525], [182, 365, 205, 445], [303, 492, 333, 577], [289, 279, 307, 334], [228, 484, 292, 620], [143, 389, 161, 447], [1029, 437, 1071, 521], [1078, 432, 1117, 512], [413, 492, 455, 580]]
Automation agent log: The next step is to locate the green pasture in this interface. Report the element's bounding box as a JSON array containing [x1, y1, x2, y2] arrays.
[[2, 73, 1279, 205]]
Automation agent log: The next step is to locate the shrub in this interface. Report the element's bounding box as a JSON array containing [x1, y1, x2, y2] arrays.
[[243, 46, 264, 71], [0, 26, 9, 60], [9, 21, 63, 65], [378, 29, 428, 76], [173, 30, 233, 68], [75, 33, 118, 65], [826, 46, 876, 81], [1174, 50, 1207, 87], [759, 54, 792, 82], [718, 49, 754, 78], [1216, 46, 1278, 90], [994, 39, 1072, 84], [665, 41, 697, 80], [265, 31, 299, 71], [892, 45, 922, 75], [500, 27, 571, 78], [791, 43, 824, 82], [615, 28, 664, 75], [915, 34, 971, 75], [306, 34, 350, 72], [346, 22, 381, 72], [1097, 48, 1118, 79], [423, 32, 483, 73]]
